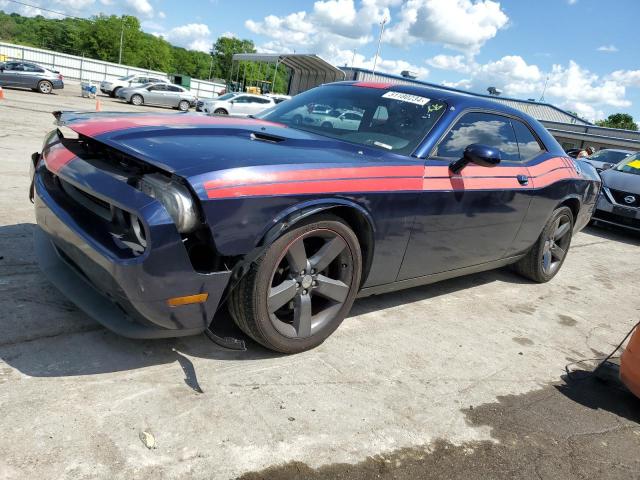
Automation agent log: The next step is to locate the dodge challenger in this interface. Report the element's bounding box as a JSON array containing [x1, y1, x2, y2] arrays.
[[31, 82, 601, 353]]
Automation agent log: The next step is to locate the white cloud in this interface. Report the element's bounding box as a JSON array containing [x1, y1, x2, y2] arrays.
[[428, 54, 633, 122], [427, 54, 468, 72], [597, 44, 618, 53], [245, 1, 427, 78], [608, 70, 640, 87], [162, 23, 213, 52], [124, 0, 153, 18], [53, 0, 95, 8], [567, 0, 578, 4], [385, 0, 509, 54], [158, 10, 166, 19]]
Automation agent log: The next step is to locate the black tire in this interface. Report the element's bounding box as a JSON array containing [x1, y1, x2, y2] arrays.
[[321, 121, 333, 129], [131, 94, 143, 106], [229, 214, 362, 353], [292, 114, 303, 125], [38, 80, 53, 94], [513, 206, 574, 283], [214, 108, 228, 115], [178, 100, 190, 111], [110, 87, 120, 98]]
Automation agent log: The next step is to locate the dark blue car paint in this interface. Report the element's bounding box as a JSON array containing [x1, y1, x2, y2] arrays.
[[33, 82, 600, 338]]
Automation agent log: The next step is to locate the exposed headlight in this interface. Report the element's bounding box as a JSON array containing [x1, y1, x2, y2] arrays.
[[138, 173, 199, 233]]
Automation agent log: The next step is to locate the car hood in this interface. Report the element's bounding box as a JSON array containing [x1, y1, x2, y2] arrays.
[[600, 168, 640, 193], [54, 110, 396, 181]]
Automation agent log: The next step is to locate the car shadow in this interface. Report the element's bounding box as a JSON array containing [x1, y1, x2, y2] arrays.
[[0, 222, 534, 385], [582, 223, 640, 246]]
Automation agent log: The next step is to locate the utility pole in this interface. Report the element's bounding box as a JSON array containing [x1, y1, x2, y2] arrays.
[[209, 45, 216, 80], [118, 18, 124, 64], [372, 17, 387, 75], [351, 49, 357, 69]]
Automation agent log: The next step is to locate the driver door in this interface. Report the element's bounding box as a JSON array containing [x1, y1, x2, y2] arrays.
[[397, 111, 533, 280]]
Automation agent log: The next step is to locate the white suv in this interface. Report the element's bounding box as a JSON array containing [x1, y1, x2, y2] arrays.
[[202, 92, 275, 116], [100, 74, 169, 98]]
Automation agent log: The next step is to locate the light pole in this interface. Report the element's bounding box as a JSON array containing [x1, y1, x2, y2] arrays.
[[372, 17, 387, 75], [209, 45, 216, 80], [118, 17, 124, 64]]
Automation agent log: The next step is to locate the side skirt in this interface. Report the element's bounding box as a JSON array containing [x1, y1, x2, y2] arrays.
[[357, 254, 526, 298]]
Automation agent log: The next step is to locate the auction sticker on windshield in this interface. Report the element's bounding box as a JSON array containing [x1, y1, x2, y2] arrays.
[[382, 91, 430, 106]]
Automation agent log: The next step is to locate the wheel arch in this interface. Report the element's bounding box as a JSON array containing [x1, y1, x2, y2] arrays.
[[259, 199, 376, 287], [557, 195, 581, 223]]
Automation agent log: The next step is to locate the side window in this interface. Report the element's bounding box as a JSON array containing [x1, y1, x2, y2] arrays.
[[149, 84, 166, 91], [512, 119, 545, 162], [135, 77, 146, 83], [167, 85, 182, 92], [4, 62, 20, 70], [234, 96, 249, 103], [435, 112, 520, 161], [256, 97, 271, 104]]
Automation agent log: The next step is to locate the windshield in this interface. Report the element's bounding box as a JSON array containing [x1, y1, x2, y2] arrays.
[[614, 153, 640, 176], [118, 75, 135, 81], [258, 85, 447, 155], [588, 150, 631, 163]]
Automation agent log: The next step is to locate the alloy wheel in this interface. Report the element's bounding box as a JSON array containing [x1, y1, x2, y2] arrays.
[[267, 230, 354, 339], [541, 213, 571, 275], [39, 81, 52, 94]]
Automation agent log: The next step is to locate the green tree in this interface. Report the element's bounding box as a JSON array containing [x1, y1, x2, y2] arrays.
[[595, 113, 638, 131], [211, 36, 256, 80]]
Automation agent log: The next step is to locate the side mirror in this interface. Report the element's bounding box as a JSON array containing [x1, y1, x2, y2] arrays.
[[601, 163, 614, 170], [229, 100, 235, 105], [450, 144, 501, 174]]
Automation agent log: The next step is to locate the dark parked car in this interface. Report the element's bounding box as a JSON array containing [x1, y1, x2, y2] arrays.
[[583, 148, 634, 172], [0, 61, 64, 93], [592, 152, 640, 231], [31, 82, 600, 353]]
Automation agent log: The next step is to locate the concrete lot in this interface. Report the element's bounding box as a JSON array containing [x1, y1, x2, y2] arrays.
[[0, 86, 639, 480]]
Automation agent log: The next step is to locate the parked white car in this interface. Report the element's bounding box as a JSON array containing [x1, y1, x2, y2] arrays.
[[202, 92, 275, 116], [306, 109, 363, 130], [100, 74, 169, 98]]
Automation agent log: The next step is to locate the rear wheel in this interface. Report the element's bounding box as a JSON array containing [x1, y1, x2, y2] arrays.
[[214, 108, 228, 115], [38, 80, 53, 94], [131, 94, 143, 106], [321, 121, 333, 129], [110, 87, 120, 98], [514, 206, 574, 283], [229, 215, 362, 353], [178, 100, 190, 111]]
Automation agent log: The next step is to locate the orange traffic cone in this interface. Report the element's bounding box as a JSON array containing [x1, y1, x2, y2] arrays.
[[95, 98, 102, 111], [0, 86, 5, 100]]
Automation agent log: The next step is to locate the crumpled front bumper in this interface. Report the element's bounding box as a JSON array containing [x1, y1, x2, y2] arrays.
[[33, 148, 232, 339]]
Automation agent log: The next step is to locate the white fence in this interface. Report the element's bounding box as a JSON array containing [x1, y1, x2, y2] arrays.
[[0, 41, 225, 99]]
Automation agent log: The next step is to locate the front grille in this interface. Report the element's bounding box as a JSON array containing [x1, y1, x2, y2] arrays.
[[593, 210, 640, 230], [59, 178, 113, 221], [608, 188, 640, 208]]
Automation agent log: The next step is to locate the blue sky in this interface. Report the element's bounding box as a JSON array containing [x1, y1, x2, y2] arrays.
[[2, 0, 638, 122]]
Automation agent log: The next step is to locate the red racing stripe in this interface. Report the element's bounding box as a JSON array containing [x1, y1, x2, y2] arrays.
[[204, 156, 580, 198], [44, 143, 76, 174], [206, 177, 424, 198], [203, 165, 424, 190], [353, 82, 394, 89], [69, 114, 281, 137]]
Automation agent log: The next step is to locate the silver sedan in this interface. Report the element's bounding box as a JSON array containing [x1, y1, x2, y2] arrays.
[[117, 83, 197, 111]]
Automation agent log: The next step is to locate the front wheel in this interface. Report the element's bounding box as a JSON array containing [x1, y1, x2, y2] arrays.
[[213, 108, 228, 115], [131, 94, 143, 106], [38, 80, 53, 94], [110, 87, 120, 98], [229, 215, 362, 353], [514, 206, 574, 283], [178, 100, 190, 111]]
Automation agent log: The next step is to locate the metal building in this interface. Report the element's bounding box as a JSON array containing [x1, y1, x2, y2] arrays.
[[230, 53, 345, 96]]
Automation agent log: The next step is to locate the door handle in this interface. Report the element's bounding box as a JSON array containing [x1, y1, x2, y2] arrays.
[[517, 174, 529, 186]]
